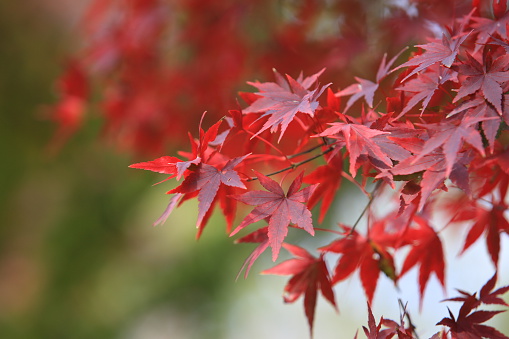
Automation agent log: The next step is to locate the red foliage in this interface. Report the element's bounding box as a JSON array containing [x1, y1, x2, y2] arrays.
[[51, 0, 509, 337]]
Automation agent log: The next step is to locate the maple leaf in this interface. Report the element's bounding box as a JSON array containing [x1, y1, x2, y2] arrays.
[[399, 216, 446, 306], [361, 302, 402, 339], [396, 66, 456, 117], [453, 52, 509, 114], [337, 51, 404, 113], [316, 120, 392, 176], [449, 196, 509, 267], [397, 31, 470, 81], [413, 116, 489, 178], [446, 97, 501, 152], [243, 68, 329, 142], [376, 147, 472, 211], [168, 154, 248, 235], [230, 171, 318, 261], [234, 227, 270, 279], [437, 295, 509, 339], [262, 243, 337, 335], [470, 11, 509, 52], [303, 153, 343, 223], [445, 273, 509, 308], [320, 225, 396, 303], [129, 155, 201, 180]]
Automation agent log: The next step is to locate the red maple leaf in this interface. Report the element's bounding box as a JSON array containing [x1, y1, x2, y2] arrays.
[[413, 116, 488, 178], [360, 302, 404, 339], [447, 97, 501, 152], [230, 171, 318, 261], [336, 51, 404, 113], [320, 225, 397, 303], [168, 154, 249, 235], [129, 155, 201, 180], [262, 243, 337, 335], [303, 152, 343, 223], [470, 11, 509, 52], [437, 296, 509, 339], [438, 274, 509, 338], [398, 216, 446, 306], [445, 273, 509, 308], [449, 196, 509, 267], [453, 52, 509, 114], [396, 65, 456, 116], [234, 226, 270, 279], [243, 68, 329, 142], [316, 119, 392, 176], [397, 31, 470, 81]]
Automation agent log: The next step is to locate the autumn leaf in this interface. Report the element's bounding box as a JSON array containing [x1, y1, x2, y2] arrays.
[[449, 197, 509, 267], [168, 154, 249, 235], [453, 52, 509, 114], [320, 225, 396, 303], [316, 120, 392, 176], [397, 31, 470, 81], [413, 116, 489, 178], [361, 302, 403, 339], [438, 275, 509, 337], [445, 273, 509, 308], [337, 51, 404, 113], [303, 153, 343, 223], [437, 286, 509, 339], [446, 97, 501, 152], [470, 11, 509, 52], [396, 65, 456, 116], [262, 243, 337, 335], [243, 68, 329, 142], [129, 155, 201, 180], [399, 216, 446, 306], [230, 171, 318, 261], [234, 227, 270, 279]]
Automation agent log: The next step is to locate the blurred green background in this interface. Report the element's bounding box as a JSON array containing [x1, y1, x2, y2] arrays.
[[0, 2, 252, 338]]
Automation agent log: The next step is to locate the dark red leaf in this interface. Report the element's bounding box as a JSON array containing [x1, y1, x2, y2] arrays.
[[262, 243, 337, 335]]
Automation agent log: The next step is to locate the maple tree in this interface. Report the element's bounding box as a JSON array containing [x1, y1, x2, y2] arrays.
[[49, 0, 509, 338]]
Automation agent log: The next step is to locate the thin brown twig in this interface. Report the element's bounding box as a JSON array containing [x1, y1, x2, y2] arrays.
[[247, 146, 335, 181], [349, 181, 382, 235], [399, 299, 420, 339], [286, 141, 328, 159]]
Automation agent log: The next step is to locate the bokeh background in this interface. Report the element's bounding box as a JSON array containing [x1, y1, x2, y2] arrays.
[[1, 1, 509, 339]]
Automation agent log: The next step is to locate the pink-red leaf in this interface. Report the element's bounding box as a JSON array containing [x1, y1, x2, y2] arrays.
[[231, 172, 317, 260]]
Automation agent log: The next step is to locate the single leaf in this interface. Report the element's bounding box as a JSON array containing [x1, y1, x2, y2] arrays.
[[244, 69, 329, 142], [129, 156, 201, 180], [396, 66, 456, 116], [316, 121, 391, 176], [262, 243, 337, 335], [234, 226, 270, 279], [453, 52, 509, 114], [399, 216, 446, 306], [303, 153, 343, 223], [168, 154, 249, 235], [320, 225, 396, 303], [231, 171, 317, 260], [398, 31, 470, 81], [337, 51, 405, 113]]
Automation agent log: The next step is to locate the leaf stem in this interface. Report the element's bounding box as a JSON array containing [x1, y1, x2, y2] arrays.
[[349, 181, 382, 235], [287, 141, 328, 159], [399, 299, 420, 339], [247, 146, 335, 181]]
